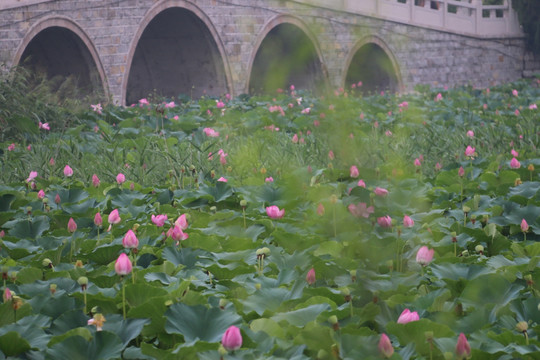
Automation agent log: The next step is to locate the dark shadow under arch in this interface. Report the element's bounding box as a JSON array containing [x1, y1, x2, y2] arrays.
[[249, 23, 324, 94], [345, 43, 399, 94], [19, 26, 103, 98], [126, 7, 228, 104]]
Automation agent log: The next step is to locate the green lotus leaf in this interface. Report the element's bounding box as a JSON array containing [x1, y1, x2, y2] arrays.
[[0, 331, 31, 357], [46, 331, 123, 360], [124, 283, 168, 307], [271, 303, 330, 327], [165, 303, 242, 342], [5, 215, 49, 239]]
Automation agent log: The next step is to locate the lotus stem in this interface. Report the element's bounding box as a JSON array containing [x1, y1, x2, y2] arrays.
[[122, 277, 126, 320]]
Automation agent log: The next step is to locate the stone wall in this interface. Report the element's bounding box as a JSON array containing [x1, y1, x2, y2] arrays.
[[0, 0, 534, 104]]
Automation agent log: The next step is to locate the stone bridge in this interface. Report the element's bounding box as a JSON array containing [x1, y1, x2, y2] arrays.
[[0, 0, 531, 105]]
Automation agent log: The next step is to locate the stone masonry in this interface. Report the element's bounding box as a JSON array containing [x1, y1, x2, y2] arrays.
[[0, 0, 534, 104]]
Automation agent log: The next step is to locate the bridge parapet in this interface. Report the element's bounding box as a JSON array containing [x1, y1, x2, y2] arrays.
[[294, 0, 522, 38]]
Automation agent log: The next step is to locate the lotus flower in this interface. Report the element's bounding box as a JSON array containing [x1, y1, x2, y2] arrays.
[[374, 187, 388, 197], [510, 157, 521, 169], [203, 127, 219, 137], [151, 214, 168, 227], [377, 216, 392, 228], [521, 219, 529, 232], [116, 173, 126, 184], [37, 189, 45, 199], [94, 212, 102, 227], [378, 333, 394, 358], [465, 146, 475, 157], [350, 165, 359, 178], [170, 225, 188, 243], [414, 158, 421, 167], [458, 166, 465, 177], [348, 203, 374, 218], [222, 325, 242, 351], [416, 246, 434, 266], [466, 130, 474, 138], [114, 253, 132, 276], [175, 214, 188, 230], [92, 174, 100, 187], [64, 165, 73, 177], [397, 308, 419, 324], [217, 177, 228, 182], [403, 215, 414, 228], [266, 205, 284, 219], [317, 203, 325, 216], [306, 268, 316, 285], [122, 229, 139, 249], [455, 333, 471, 360], [67, 218, 77, 233], [357, 179, 366, 188], [26, 171, 37, 183]]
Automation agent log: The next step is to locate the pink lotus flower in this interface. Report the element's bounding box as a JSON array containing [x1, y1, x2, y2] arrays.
[[222, 325, 242, 351], [164, 101, 175, 108], [151, 214, 168, 227], [328, 150, 334, 160], [455, 333, 471, 360], [38, 190, 45, 199], [265, 177, 274, 183], [203, 127, 219, 137], [385, 130, 393, 137], [510, 157, 521, 169], [266, 205, 285, 219], [292, 134, 298, 143], [115, 253, 132, 276], [416, 246, 434, 266], [521, 219, 529, 232], [377, 216, 392, 228], [170, 225, 188, 243], [435, 162, 442, 171], [350, 165, 359, 178], [216, 100, 225, 109], [3, 288, 12, 302], [511, 149, 519, 158], [458, 166, 465, 177], [107, 209, 121, 231], [38, 122, 50, 130], [357, 179, 366, 188], [306, 268, 316, 285], [94, 212, 102, 227], [529, 104, 537, 110], [92, 174, 100, 187], [374, 187, 388, 197], [7, 143, 15, 151], [466, 130, 474, 138], [55, 194, 61, 204], [49, 158, 55, 166], [91, 103, 103, 114], [26, 171, 37, 183], [0, 230, 4, 238], [68, 218, 77, 233], [403, 215, 414, 227], [27, 145, 32, 151], [116, 173, 126, 184], [464, 146, 475, 157], [64, 165, 73, 177], [317, 203, 325, 216], [397, 308, 420, 324], [435, 93, 443, 101], [175, 214, 188, 230], [512, 89, 518, 97], [348, 203, 374, 218], [301, 107, 311, 114], [122, 229, 139, 249], [378, 333, 394, 358], [217, 177, 228, 182], [414, 158, 421, 167]]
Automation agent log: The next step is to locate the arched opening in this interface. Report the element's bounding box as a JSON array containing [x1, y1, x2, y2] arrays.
[[18, 26, 103, 99], [345, 43, 399, 94], [125, 7, 228, 105], [249, 23, 324, 94]]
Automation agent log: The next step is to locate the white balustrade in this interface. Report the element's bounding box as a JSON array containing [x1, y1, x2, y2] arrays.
[[293, 0, 523, 38], [0, 0, 54, 10]]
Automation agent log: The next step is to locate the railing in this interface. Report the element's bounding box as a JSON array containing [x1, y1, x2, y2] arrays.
[[292, 0, 523, 38], [0, 0, 54, 10]]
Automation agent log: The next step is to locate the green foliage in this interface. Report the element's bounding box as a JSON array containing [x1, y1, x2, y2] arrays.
[[512, 0, 540, 54], [0, 79, 539, 358]]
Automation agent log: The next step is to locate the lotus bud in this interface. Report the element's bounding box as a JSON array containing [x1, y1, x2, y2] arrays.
[[516, 321, 528, 333], [3, 288, 12, 302]]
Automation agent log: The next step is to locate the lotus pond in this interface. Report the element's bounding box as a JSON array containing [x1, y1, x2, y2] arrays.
[[0, 80, 540, 359]]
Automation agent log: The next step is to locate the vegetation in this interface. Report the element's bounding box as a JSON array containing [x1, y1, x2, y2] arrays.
[[0, 78, 539, 359]]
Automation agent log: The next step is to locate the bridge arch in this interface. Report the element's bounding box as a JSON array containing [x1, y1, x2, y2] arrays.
[[123, 0, 232, 105], [13, 16, 108, 99], [343, 36, 402, 94], [247, 15, 328, 94]]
